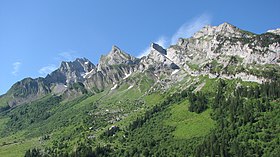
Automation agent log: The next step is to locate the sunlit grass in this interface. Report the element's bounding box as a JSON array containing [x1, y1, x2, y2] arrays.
[[165, 100, 215, 139]]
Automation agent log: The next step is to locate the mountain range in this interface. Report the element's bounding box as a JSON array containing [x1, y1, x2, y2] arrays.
[[0, 23, 279, 157], [1, 22, 279, 108]]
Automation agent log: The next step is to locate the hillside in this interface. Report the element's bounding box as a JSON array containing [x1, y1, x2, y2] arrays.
[[0, 23, 279, 157]]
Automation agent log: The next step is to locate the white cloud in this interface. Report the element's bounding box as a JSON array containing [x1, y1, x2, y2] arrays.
[[58, 50, 79, 61], [38, 50, 80, 76], [137, 14, 211, 58], [39, 64, 57, 76], [171, 14, 211, 44], [137, 36, 168, 58], [137, 46, 150, 58], [155, 36, 168, 48], [12, 62, 21, 76]]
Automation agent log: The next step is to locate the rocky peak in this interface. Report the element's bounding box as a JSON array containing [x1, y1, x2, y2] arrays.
[[59, 58, 95, 73], [217, 22, 237, 31], [267, 28, 280, 35], [45, 57, 96, 85], [109, 45, 122, 55], [193, 22, 249, 39], [98, 45, 136, 70]]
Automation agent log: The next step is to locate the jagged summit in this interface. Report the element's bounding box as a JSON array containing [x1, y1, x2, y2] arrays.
[[192, 22, 251, 39], [75, 57, 91, 63], [98, 45, 137, 69], [218, 22, 236, 29], [45, 57, 96, 86], [109, 45, 123, 55], [59, 57, 95, 73], [107, 45, 130, 58]]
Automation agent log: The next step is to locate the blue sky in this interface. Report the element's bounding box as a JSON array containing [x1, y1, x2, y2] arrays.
[[0, 0, 280, 95]]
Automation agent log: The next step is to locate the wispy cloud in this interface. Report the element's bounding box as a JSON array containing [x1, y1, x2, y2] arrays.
[[39, 64, 57, 76], [155, 37, 168, 48], [137, 14, 211, 57], [171, 14, 211, 44], [38, 50, 80, 76], [12, 62, 21, 76], [58, 50, 80, 61], [137, 36, 168, 58]]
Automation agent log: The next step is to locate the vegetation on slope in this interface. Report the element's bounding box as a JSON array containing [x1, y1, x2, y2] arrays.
[[0, 75, 279, 157]]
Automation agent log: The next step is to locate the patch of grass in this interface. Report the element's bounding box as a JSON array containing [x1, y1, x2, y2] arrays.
[[165, 100, 215, 139], [0, 138, 40, 157]]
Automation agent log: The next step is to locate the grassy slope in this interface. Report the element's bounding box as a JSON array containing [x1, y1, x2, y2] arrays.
[[112, 84, 215, 156], [0, 74, 242, 156], [0, 138, 39, 157], [0, 72, 160, 156]]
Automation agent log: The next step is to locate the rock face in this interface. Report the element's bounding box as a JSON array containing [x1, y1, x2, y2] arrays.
[[167, 22, 280, 68], [1, 22, 280, 107]]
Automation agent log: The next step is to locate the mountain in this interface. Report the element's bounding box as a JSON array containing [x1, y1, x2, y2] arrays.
[[0, 23, 279, 157], [3, 23, 279, 108]]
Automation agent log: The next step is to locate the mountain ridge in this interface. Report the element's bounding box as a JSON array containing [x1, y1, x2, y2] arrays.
[[0, 22, 279, 108]]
